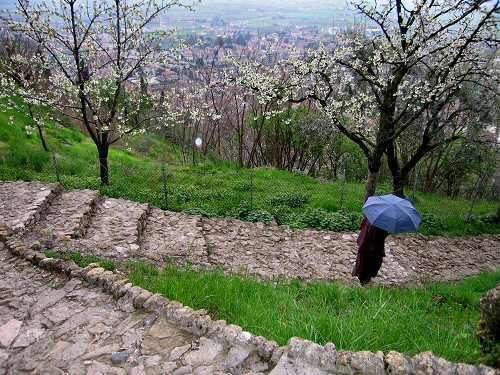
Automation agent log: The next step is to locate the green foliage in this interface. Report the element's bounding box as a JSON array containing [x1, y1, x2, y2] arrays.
[[182, 207, 211, 217], [246, 209, 275, 225], [269, 205, 294, 225], [44, 250, 117, 272], [1, 99, 498, 236], [291, 208, 362, 232], [231, 203, 274, 225], [478, 342, 500, 368], [421, 213, 446, 235], [126, 260, 500, 365], [267, 192, 311, 208]]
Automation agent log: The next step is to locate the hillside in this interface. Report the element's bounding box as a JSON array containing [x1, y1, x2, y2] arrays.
[[0, 104, 498, 236]]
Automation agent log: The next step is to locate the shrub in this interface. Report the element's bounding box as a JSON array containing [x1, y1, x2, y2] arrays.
[[291, 208, 362, 232], [231, 203, 274, 225], [246, 209, 275, 225], [421, 213, 446, 235], [267, 192, 311, 208], [269, 205, 293, 225], [231, 203, 252, 220]]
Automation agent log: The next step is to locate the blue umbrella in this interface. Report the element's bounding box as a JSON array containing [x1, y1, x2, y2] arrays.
[[362, 194, 422, 234]]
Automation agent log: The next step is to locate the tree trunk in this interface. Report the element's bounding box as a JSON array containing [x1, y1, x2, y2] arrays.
[[36, 123, 49, 152], [28, 105, 49, 152], [365, 169, 379, 201], [98, 144, 110, 185], [392, 172, 407, 198]]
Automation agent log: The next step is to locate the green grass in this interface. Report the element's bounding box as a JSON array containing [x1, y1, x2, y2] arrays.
[[44, 250, 117, 272], [1, 99, 498, 235], [125, 261, 500, 365]]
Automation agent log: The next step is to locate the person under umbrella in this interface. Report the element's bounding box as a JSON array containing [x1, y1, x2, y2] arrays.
[[352, 194, 422, 285]]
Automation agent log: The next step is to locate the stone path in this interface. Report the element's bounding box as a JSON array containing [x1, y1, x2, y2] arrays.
[[0, 243, 272, 375], [1, 242, 498, 375], [36, 190, 99, 239], [1, 181, 499, 287], [1, 181, 499, 374]]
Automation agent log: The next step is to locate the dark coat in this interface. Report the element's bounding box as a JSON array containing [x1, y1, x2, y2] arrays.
[[352, 217, 389, 285]]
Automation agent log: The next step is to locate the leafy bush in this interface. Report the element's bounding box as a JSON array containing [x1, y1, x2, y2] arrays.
[[421, 213, 446, 235], [231, 203, 252, 220], [231, 203, 274, 225], [267, 192, 311, 208], [269, 205, 294, 225], [247, 209, 275, 225], [291, 208, 362, 231], [468, 213, 499, 225]]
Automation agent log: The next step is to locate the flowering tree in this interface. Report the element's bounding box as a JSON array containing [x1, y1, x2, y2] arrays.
[[0, 0, 191, 184], [234, 0, 499, 198], [0, 31, 52, 151]]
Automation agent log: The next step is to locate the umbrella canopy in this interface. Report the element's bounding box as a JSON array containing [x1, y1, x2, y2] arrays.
[[362, 194, 422, 234]]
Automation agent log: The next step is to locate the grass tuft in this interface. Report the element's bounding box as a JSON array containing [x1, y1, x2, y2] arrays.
[[44, 250, 117, 272]]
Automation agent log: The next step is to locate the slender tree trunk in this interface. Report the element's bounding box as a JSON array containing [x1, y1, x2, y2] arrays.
[[98, 144, 110, 185], [36, 123, 49, 152], [27, 105, 49, 152]]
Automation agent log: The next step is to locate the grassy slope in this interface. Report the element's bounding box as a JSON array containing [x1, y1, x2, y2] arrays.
[[0, 103, 498, 235], [128, 261, 500, 365], [43, 250, 500, 365]]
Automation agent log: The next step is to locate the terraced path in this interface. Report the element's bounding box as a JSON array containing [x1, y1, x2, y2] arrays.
[[1, 181, 499, 374], [1, 181, 499, 286]]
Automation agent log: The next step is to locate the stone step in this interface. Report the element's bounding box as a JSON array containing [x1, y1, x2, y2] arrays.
[[140, 208, 208, 266], [0, 181, 62, 236], [76, 198, 150, 259], [34, 190, 100, 239]]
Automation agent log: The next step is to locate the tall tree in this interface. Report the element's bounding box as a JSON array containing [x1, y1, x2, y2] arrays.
[[1, 0, 190, 184], [0, 31, 50, 151], [233, 0, 499, 198]]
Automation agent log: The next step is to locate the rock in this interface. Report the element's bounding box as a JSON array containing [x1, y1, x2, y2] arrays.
[[182, 337, 223, 367], [111, 350, 131, 365], [385, 351, 413, 374], [128, 365, 147, 375], [0, 319, 23, 348], [350, 351, 385, 374], [170, 344, 191, 361], [86, 361, 114, 375], [148, 318, 183, 339], [224, 346, 251, 369], [173, 365, 193, 375], [162, 362, 178, 373], [82, 344, 120, 360], [12, 326, 45, 348], [269, 351, 327, 375], [141, 354, 162, 367], [479, 285, 500, 341]]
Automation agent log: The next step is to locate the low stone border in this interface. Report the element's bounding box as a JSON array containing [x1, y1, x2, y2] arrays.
[[2, 235, 498, 374]]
